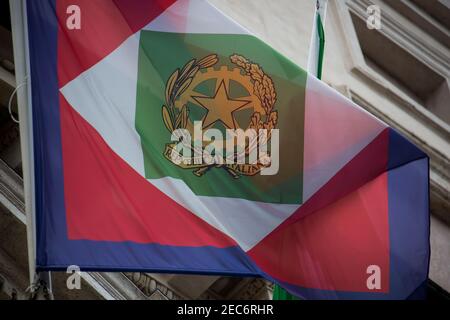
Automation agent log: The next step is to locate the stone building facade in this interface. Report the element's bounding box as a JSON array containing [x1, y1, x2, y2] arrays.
[[0, 0, 449, 299]]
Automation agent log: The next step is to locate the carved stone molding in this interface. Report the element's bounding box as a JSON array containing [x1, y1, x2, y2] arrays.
[[199, 278, 273, 300], [125, 273, 181, 300], [231, 279, 273, 300]]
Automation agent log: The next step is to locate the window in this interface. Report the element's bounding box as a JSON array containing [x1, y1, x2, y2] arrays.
[[385, 0, 450, 49], [349, 8, 450, 124]]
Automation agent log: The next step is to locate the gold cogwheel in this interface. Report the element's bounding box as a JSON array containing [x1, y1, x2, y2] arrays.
[[175, 65, 264, 134]]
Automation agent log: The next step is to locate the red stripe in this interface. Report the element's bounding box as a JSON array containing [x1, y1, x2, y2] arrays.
[[57, 0, 175, 87], [278, 129, 388, 236], [57, 0, 235, 247], [59, 95, 236, 247], [248, 131, 390, 292]]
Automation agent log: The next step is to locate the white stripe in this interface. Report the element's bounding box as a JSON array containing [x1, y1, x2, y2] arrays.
[[151, 177, 299, 251], [303, 75, 387, 201], [143, 0, 250, 35], [60, 34, 145, 176], [60, 27, 294, 251]]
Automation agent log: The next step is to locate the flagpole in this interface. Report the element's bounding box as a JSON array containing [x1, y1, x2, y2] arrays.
[[9, 0, 53, 299], [273, 0, 328, 300], [307, 0, 328, 78]]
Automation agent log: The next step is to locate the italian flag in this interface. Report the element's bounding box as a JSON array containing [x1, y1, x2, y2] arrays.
[[29, 0, 429, 299]]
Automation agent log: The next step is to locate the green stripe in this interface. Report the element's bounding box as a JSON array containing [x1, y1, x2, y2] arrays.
[[316, 13, 325, 79], [135, 31, 307, 204], [273, 284, 299, 300]]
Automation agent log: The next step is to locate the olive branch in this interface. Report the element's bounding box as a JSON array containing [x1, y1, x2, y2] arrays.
[[162, 54, 219, 132], [230, 54, 278, 164], [230, 54, 278, 135]]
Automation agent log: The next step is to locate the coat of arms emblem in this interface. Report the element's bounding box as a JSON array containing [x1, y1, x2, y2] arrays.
[[161, 54, 278, 178]]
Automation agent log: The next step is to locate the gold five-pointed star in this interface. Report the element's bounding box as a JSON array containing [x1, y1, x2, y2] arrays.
[[192, 80, 251, 129]]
